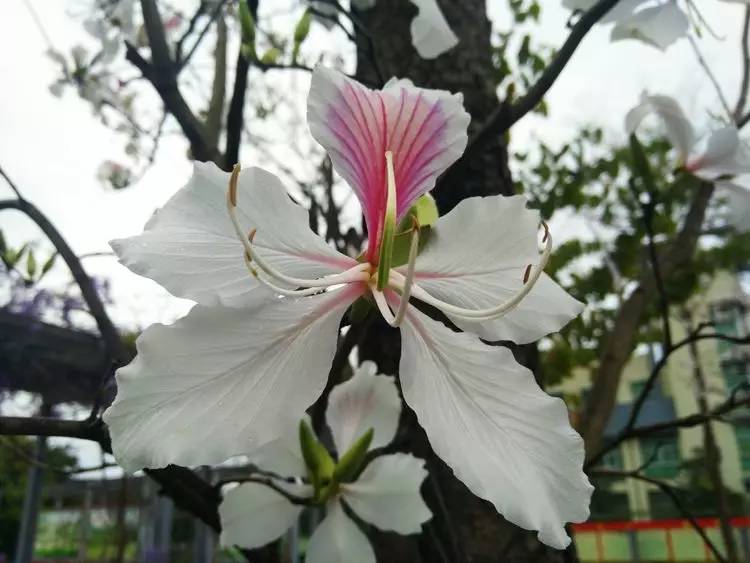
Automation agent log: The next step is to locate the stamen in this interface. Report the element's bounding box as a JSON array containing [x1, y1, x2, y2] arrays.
[[371, 286, 397, 325], [225, 166, 370, 290], [242, 252, 335, 297], [523, 264, 532, 284], [389, 224, 554, 323], [390, 219, 419, 327]]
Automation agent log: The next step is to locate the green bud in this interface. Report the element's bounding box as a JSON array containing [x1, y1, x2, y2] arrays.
[[390, 226, 431, 268], [0, 230, 6, 255], [238, 0, 256, 45], [333, 428, 373, 483], [412, 193, 439, 227], [41, 253, 57, 277], [294, 10, 312, 46], [260, 47, 281, 65], [26, 250, 37, 279], [299, 420, 334, 502]]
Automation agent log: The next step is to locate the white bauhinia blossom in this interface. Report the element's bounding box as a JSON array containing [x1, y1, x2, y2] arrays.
[[408, 0, 459, 59], [105, 64, 592, 548], [219, 364, 431, 563], [562, 0, 750, 51], [307, 0, 457, 59], [625, 93, 750, 180], [626, 92, 750, 231]]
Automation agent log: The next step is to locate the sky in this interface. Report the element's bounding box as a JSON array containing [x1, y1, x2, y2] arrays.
[[0, 0, 746, 468]]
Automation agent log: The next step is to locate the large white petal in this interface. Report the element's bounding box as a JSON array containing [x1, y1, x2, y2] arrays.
[[407, 195, 582, 343], [326, 361, 402, 455], [399, 307, 593, 549], [219, 482, 304, 549], [688, 127, 750, 180], [624, 93, 695, 160], [409, 0, 459, 59], [306, 500, 375, 563], [611, 2, 689, 51], [341, 453, 431, 534], [245, 422, 307, 478], [103, 286, 361, 472], [111, 162, 355, 307]]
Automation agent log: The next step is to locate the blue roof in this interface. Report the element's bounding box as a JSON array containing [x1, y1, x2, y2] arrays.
[[604, 397, 677, 437]]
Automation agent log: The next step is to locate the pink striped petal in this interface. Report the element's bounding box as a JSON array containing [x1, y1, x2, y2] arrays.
[[307, 66, 470, 261]]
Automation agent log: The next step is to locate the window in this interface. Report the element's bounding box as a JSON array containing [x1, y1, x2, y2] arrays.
[[601, 447, 624, 470], [710, 300, 748, 359], [735, 426, 750, 472], [722, 360, 750, 397], [639, 435, 680, 478]]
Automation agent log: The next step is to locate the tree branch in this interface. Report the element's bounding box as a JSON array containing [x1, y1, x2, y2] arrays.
[[591, 469, 728, 563], [581, 181, 715, 458], [587, 333, 750, 469], [0, 190, 127, 366], [462, 0, 621, 160], [736, 7, 750, 121]]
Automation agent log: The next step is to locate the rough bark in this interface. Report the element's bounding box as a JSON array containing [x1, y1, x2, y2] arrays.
[[354, 2, 561, 561]]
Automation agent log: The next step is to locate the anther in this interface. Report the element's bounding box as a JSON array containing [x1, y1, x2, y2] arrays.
[[228, 164, 241, 208], [523, 264, 532, 284], [542, 221, 550, 243]]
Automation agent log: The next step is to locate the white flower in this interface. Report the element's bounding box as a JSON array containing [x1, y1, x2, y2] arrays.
[[104, 65, 592, 549], [307, 0, 457, 59], [625, 92, 750, 181], [218, 363, 431, 563]]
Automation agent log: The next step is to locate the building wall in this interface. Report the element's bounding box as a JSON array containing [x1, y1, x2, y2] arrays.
[[552, 271, 750, 520]]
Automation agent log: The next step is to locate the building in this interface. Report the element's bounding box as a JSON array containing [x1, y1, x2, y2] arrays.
[[553, 272, 750, 560]]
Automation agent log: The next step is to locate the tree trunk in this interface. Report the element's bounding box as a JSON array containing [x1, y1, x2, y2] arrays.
[[354, 2, 567, 561]]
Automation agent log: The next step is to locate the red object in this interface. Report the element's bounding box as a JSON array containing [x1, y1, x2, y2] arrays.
[[573, 516, 750, 532]]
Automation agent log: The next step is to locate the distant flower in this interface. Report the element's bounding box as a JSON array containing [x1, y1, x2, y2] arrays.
[[563, 0, 745, 51], [105, 65, 591, 549], [219, 363, 430, 563], [307, 0, 457, 59], [626, 92, 750, 232], [626, 93, 750, 180]]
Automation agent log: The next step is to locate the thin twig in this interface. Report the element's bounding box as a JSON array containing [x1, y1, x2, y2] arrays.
[[178, 0, 229, 71], [462, 0, 621, 160], [735, 7, 750, 121], [687, 34, 732, 121], [591, 469, 728, 563]]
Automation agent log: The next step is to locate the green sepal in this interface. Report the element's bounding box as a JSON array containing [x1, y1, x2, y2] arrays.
[[390, 225, 431, 268], [299, 420, 334, 502], [333, 428, 373, 483], [411, 193, 439, 228]]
